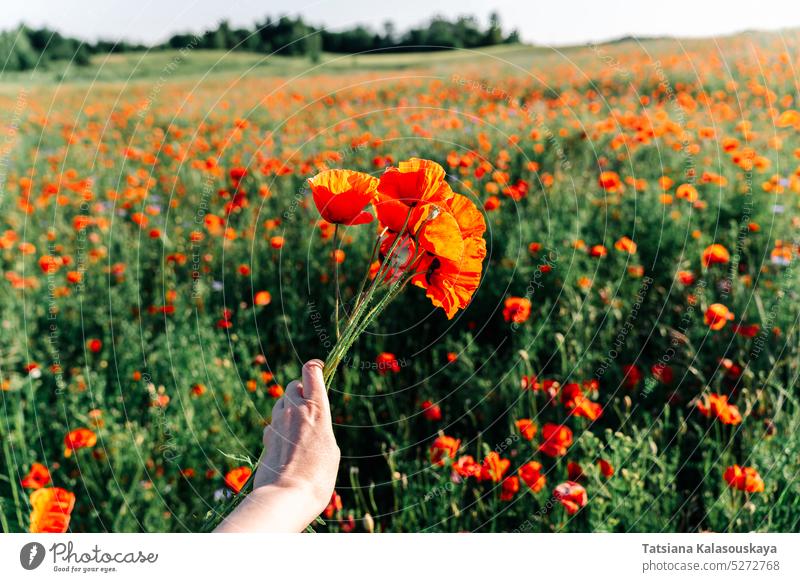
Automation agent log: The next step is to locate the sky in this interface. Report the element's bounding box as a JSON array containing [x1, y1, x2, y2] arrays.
[[1, 0, 799, 47]]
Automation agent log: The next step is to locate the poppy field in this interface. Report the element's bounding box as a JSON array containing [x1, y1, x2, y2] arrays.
[[2, 34, 800, 533]]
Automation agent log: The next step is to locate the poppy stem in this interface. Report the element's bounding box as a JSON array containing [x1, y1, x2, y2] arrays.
[[333, 224, 340, 340], [323, 211, 416, 388]]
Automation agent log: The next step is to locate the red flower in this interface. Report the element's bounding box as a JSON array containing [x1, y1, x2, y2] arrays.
[[421, 400, 442, 421], [411, 193, 487, 319], [29, 487, 76, 533], [480, 452, 511, 482], [589, 244, 607, 258], [515, 418, 537, 441], [518, 461, 546, 492], [430, 436, 460, 466], [376, 352, 400, 374], [723, 465, 764, 493], [86, 339, 102, 353], [598, 459, 615, 478], [500, 476, 519, 501], [64, 428, 97, 458], [309, 169, 378, 225], [696, 393, 742, 425], [254, 290, 272, 306], [324, 491, 343, 518], [621, 364, 642, 389], [224, 466, 252, 493], [503, 297, 531, 324], [21, 463, 51, 489], [553, 481, 588, 515], [539, 423, 573, 458], [702, 244, 730, 267], [453, 455, 481, 479], [567, 461, 584, 481], [705, 303, 734, 330]]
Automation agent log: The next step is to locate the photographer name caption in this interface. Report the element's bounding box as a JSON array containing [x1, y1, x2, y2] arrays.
[[638, 537, 797, 576]]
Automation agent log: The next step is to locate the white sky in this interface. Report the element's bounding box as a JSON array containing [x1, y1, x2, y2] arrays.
[[1, 0, 798, 47]]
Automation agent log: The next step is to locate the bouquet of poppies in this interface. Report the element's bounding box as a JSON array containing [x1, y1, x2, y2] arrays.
[[308, 158, 487, 387]]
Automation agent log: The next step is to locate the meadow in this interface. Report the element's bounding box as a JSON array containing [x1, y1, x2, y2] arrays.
[[2, 33, 800, 532]]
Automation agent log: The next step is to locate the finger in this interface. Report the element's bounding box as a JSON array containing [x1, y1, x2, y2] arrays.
[[301, 359, 328, 408], [284, 380, 304, 406]]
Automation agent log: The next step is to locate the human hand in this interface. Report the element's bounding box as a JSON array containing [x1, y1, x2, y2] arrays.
[[215, 359, 340, 532]]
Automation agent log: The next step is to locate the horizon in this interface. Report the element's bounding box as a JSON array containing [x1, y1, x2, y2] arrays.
[[1, 0, 799, 49]]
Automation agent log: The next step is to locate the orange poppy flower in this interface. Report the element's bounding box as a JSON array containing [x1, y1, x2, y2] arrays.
[[702, 244, 730, 267], [480, 452, 511, 482], [430, 435, 460, 466], [500, 476, 519, 501], [412, 193, 487, 319], [309, 169, 378, 225], [589, 244, 607, 258], [224, 466, 252, 493], [376, 158, 452, 216], [518, 461, 546, 493], [539, 423, 573, 457], [553, 481, 588, 515], [704, 303, 733, 330], [515, 418, 537, 440], [503, 296, 531, 324], [676, 184, 698, 202], [598, 171, 622, 192], [598, 459, 615, 478], [614, 236, 637, 254], [254, 290, 272, 306], [723, 465, 764, 493], [64, 428, 97, 458], [21, 462, 51, 489], [697, 393, 742, 425], [324, 491, 343, 518], [29, 487, 76, 533], [453, 455, 481, 479]]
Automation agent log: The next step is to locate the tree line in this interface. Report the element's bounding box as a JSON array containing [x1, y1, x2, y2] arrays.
[[1, 13, 519, 71]]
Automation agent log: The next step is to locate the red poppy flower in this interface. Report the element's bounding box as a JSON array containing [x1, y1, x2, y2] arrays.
[[598, 459, 615, 478], [500, 476, 519, 501], [480, 452, 511, 482], [503, 297, 531, 324], [376, 352, 400, 374], [254, 290, 272, 306], [702, 244, 730, 267], [324, 491, 343, 518], [21, 463, 51, 489], [515, 418, 537, 441], [539, 423, 573, 458], [430, 435, 460, 466], [705, 303, 734, 330], [29, 487, 76, 533], [621, 364, 643, 389], [453, 455, 481, 479], [64, 428, 97, 458], [421, 400, 442, 421], [723, 465, 764, 493], [614, 236, 637, 254], [697, 393, 742, 425], [518, 461, 546, 492], [553, 481, 588, 515], [309, 169, 378, 225], [412, 193, 487, 319], [224, 466, 252, 493]]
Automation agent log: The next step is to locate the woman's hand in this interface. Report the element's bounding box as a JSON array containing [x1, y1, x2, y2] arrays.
[[215, 359, 340, 532]]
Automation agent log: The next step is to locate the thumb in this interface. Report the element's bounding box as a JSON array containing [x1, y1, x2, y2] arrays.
[[301, 359, 328, 408]]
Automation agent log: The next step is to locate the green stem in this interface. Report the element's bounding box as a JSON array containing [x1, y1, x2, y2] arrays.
[[333, 225, 340, 340]]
